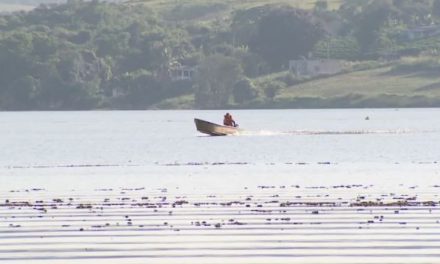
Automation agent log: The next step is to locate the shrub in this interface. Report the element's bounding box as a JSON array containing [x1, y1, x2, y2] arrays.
[[391, 56, 440, 73], [259, 80, 286, 100], [233, 78, 257, 104]]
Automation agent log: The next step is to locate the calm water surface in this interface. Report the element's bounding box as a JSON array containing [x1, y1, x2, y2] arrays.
[[1, 108, 439, 191], [1, 108, 439, 168]]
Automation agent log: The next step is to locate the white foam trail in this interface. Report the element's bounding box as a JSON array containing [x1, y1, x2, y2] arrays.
[[237, 130, 287, 136], [237, 129, 418, 136]]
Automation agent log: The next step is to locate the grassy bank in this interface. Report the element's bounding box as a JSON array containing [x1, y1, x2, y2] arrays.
[[270, 58, 440, 108]]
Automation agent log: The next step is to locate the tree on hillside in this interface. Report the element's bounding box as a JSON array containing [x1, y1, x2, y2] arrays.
[[114, 69, 163, 109], [353, 0, 393, 54], [0, 31, 34, 108], [313, 37, 361, 60], [314, 1, 328, 12], [231, 5, 272, 47], [337, 0, 368, 25], [391, 0, 432, 26], [249, 7, 324, 71], [194, 54, 242, 109], [42, 50, 105, 109], [261, 80, 285, 101], [233, 78, 257, 104], [433, 0, 440, 19], [1, 76, 40, 110]]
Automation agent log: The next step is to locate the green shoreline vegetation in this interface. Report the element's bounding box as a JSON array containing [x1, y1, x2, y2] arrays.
[[1, 0, 440, 110]]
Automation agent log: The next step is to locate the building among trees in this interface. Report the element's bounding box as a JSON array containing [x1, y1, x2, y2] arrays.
[[289, 59, 346, 77], [169, 63, 196, 82], [400, 25, 440, 41]]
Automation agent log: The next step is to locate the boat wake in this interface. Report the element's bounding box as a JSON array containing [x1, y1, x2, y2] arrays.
[[237, 129, 417, 136]]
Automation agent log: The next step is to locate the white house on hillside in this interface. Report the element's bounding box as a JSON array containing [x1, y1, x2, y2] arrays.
[[401, 25, 440, 41], [289, 59, 345, 77], [169, 64, 196, 81]]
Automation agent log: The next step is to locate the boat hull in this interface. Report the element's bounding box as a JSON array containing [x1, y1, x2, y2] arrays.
[[194, 118, 239, 136]]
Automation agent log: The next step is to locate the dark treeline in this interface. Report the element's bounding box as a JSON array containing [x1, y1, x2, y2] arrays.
[[1, 0, 440, 110]]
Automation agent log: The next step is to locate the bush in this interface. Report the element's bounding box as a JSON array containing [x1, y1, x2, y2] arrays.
[[313, 37, 361, 60], [258, 80, 286, 100], [391, 57, 440, 73], [233, 78, 257, 104], [349, 60, 387, 71]]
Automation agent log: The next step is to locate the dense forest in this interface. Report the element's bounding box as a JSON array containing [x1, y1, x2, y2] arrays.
[[1, 0, 440, 110]]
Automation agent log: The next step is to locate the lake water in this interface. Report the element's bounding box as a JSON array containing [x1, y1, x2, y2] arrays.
[[1, 108, 440, 190], [1, 108, 440, 166], [1, 109, 440, 263]]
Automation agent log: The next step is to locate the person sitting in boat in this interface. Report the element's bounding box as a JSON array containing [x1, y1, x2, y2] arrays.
[[223, 113, 237, 127]]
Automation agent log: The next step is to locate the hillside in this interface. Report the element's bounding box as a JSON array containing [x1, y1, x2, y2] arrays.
[[155, 61, 440, 109], [0, 0, 123, 12], [1, 0, 122, 4], [133, 0, 341, 9], [1, 0, 440, 110], [0, 3, 34, 12], [272, 62, 440, 108], [131, 0, 341, 22]]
